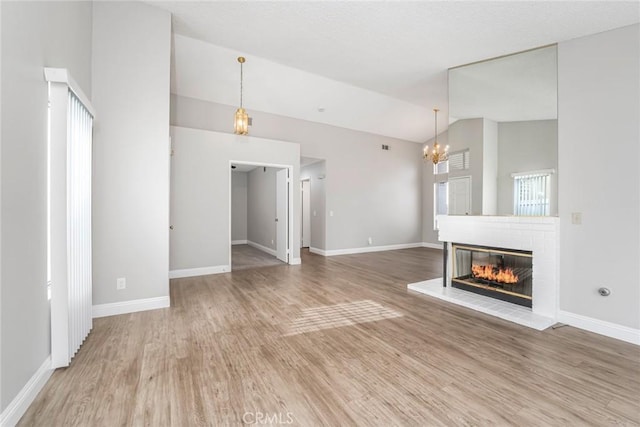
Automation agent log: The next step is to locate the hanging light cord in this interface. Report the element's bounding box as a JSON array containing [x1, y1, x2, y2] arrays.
[[434, 108, 439, 145], [238, 57, 246, 109]]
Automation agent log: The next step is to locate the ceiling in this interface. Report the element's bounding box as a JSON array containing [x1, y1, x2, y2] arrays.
[[149, 1, 639, 141], [231, 164, 257, 173]]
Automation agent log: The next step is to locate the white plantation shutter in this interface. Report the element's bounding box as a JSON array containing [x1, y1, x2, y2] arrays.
[[449, 150, 470, 171]]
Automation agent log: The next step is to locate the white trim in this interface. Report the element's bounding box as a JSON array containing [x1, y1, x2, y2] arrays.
[[169, 265, 230, 279], [247, 240, 277, 257], [557, 310, 640, 345], [43, 67, 95, 117], [231, 239, 248, 245], [310, 243, 423, 257], [309, 247, 327, 256], [511, 168, 556, 178], [290, 257, 302, 265], [0, 356, 53, 427], [422, 242, 444, 250], [92, 296, 170, 319]]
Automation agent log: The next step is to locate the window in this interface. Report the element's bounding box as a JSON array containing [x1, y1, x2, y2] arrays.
[[449, 149, 470, 171], [433, 159, 449, 175], [512, 170, 553, 216], [433, 181, 448, 229]]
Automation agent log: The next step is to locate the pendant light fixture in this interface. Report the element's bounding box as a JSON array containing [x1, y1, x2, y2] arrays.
[[234, 56, 249, 135], [423, 108, 449, 164]]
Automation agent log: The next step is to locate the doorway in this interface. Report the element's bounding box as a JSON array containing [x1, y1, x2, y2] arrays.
[[449, 176, 472, 215], [301, 180, 311, 248], [230, 161, 293, 271]]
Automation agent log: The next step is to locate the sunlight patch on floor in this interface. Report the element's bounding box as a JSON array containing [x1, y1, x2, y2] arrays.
[[284, 300, 403, 336]]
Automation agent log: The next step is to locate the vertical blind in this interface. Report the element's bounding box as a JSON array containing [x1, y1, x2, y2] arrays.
[[513, 172, 550, 216], [66, 91, 93, 362]]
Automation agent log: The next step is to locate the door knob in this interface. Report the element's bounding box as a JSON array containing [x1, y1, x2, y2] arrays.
[[170, 225, 174, 230]]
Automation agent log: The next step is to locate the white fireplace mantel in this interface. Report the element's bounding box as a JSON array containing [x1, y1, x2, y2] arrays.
[[409, 215, 560, 330]]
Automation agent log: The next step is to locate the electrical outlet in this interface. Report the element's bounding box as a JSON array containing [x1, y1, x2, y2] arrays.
[[116, 277, 126, 290], [271, 239, 274, 245], [368, 237, 373, 245]]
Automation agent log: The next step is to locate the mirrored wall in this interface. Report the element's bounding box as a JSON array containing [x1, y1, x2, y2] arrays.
[[446, 45, 558, 216]]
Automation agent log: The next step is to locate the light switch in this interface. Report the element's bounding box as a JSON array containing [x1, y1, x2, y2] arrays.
[[571, 212, 582, 225], [329, 210, 334, 217]]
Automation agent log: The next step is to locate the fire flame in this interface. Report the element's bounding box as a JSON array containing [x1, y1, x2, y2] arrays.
[[471, 264, 519, 284]]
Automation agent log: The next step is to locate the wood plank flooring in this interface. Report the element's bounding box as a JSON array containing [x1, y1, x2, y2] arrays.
[[232, 244, 284, 271], [20, 248, 640, 426]]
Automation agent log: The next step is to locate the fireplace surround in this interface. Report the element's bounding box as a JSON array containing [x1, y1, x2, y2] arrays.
[[408, 215, 559, 330]]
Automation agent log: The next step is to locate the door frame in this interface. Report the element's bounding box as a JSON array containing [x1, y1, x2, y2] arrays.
[[300, 179, 311, 248], [228, 160, 295, 269]]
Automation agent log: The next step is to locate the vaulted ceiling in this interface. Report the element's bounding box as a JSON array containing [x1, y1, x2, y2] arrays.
[[149, 1, 639, 142]]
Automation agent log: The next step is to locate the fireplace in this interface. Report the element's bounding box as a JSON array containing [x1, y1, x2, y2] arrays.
[[451, 243, 533, 308]]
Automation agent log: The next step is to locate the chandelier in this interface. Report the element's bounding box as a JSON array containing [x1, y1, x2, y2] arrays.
[[423, 108, 449, 164], [234, 56, 249, 135]]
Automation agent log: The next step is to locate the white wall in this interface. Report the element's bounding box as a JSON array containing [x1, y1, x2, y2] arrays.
[[300, 161, 327, 250], [497, 120, 558, 216], [171, 34, 432, 142], [247, 167, 278, 251], [170, 126, 300, 271], [171, 95, 423, 251], [0, 0, 93, 412], [231, 172, 248, 242], [482, 119, 498, 215], [558, 24, 640, 330], [447, 118, 485, 215], [91, 2, 171, 305]]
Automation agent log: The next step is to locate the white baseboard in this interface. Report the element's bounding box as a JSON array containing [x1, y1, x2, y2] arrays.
[[92, 296, 170, 319], [247, 240, 277, 257], [169, 265, 230, 279], [290, 257, 302, 265], [557, 310, 640, 345], [0, 356, 53, 427], [422, 242, 444, 250], [310, 242, 423, 257], [231, 239, 248, 245]]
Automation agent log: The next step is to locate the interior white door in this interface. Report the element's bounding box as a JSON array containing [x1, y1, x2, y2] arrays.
[[276, 169, 289, 263], [301, 180, 311, 248], [449, 176, 471, 215]]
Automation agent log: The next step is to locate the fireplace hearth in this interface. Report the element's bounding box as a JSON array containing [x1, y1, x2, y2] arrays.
[[452, 243, 533, 307]]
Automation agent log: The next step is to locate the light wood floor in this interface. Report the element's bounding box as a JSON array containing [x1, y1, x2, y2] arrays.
[[232, 244, 284, 271], [20, 248, 640, 426]]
